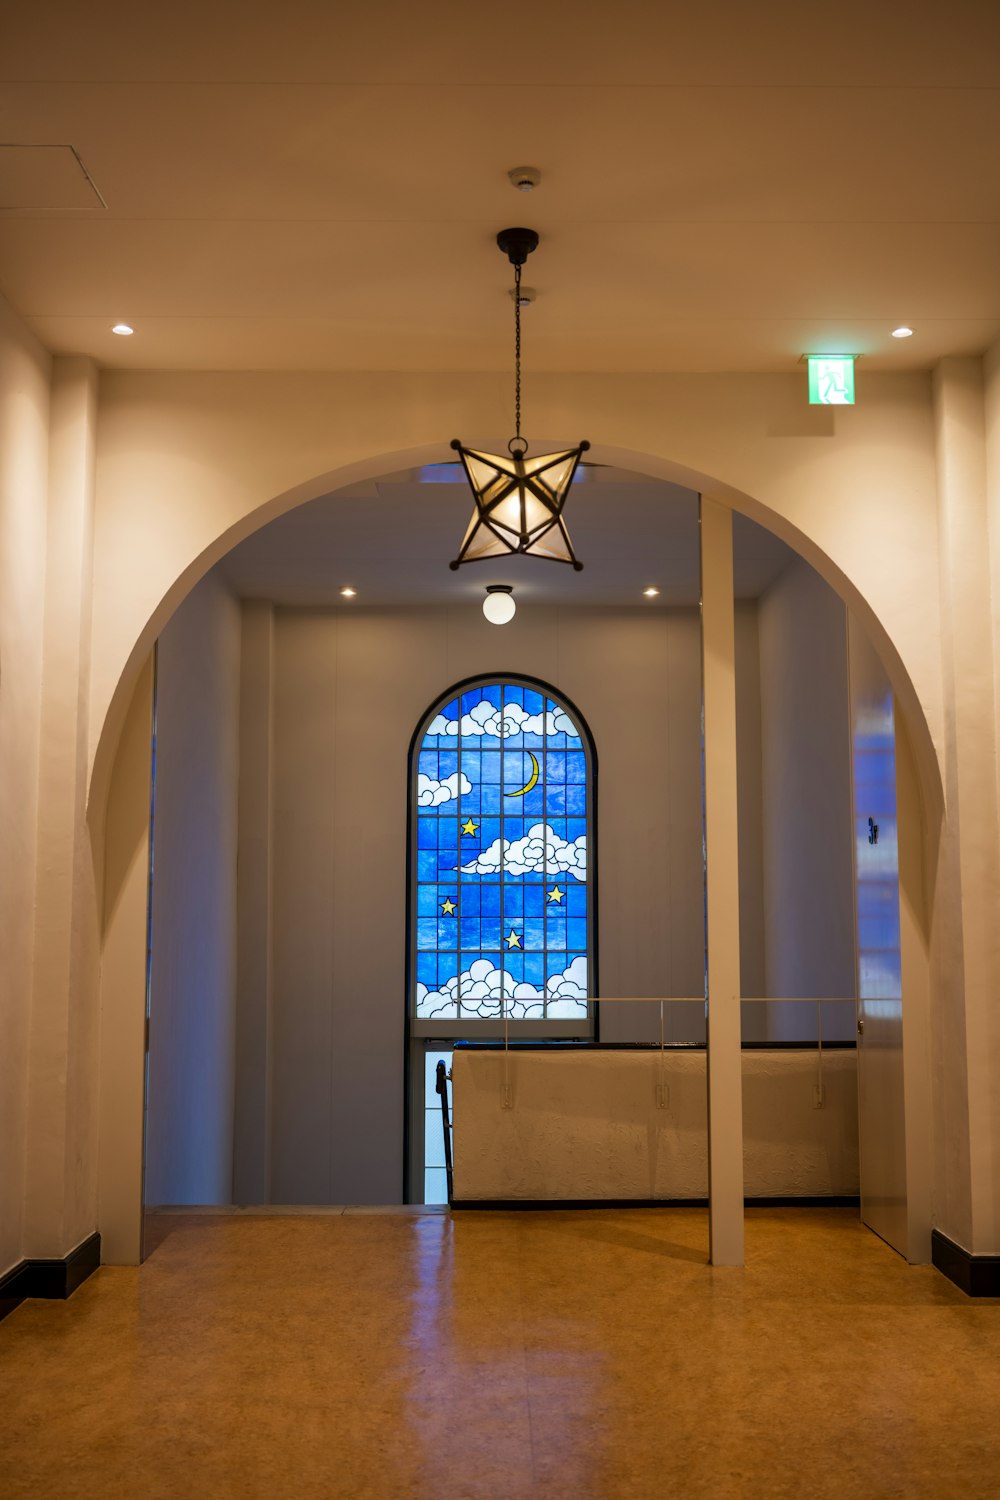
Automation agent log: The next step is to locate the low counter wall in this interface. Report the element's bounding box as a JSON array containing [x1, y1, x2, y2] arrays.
[[450, 1048, 858, 1202]]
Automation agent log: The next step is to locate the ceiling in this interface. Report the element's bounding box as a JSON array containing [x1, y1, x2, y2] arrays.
[[2, 0, 999, 373], [218, 467, 795, 607]]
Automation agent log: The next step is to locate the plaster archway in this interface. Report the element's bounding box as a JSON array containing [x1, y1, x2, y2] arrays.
[[92, 438, 942, 1262], [87, 436, 944, 845]]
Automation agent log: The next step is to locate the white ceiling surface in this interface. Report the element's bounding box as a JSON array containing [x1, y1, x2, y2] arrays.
[[218, 469, 794, 607], [2, 0, 999, 372]]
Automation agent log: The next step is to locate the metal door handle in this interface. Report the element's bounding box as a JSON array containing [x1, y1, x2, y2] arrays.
[[857, 1017, 865, 1036]]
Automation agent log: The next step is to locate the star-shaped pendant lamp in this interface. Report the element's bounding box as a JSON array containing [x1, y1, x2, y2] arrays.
[[450, 227, 588, 572]]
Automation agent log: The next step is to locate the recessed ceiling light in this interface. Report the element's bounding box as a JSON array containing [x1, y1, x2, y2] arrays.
[[111, 322, 134, 336], [340, 587, 357, 598], [643, 587, 660, 598], [891, 326, 914, 339]]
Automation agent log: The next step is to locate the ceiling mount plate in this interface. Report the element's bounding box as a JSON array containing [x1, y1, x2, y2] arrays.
[[496, 227, 539, 266]]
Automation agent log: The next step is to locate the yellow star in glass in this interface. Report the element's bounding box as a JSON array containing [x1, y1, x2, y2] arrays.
[[461, 817, 479, 837], [440, 897, 457, 916], [547, 886, 565, 904], [505, 929, 522, 949]]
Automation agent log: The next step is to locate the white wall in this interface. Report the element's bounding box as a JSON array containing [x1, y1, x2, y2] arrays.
[[0, 297, 50, 1275], [144, 573, 242, 1205], [234, 602, 715, 1204], [755, 556, 856, 1040]]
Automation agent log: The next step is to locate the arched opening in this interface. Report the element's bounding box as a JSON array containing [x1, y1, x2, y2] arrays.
[[94, 445, 940, 1265]]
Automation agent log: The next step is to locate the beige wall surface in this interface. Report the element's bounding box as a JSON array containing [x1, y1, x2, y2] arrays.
[[756, 555, 855, 1038], [0, 298, 50, 1275], [4, 284, 999, 1260], [235, 603, 713, 1203], [97, 660, 153, 1265], [451, 1048, 859, 1202], [88, 369, 944, 828], [144, 573, 241, 1206]]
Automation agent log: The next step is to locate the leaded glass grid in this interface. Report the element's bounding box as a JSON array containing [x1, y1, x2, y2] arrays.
[[412, 680, 592, 1023]]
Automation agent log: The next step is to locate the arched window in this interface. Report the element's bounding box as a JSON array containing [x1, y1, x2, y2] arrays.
[[410, 677, 595, 1034]]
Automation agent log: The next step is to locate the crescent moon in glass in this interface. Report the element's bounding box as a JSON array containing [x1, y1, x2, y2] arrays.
[[506, 751, 539, 798]]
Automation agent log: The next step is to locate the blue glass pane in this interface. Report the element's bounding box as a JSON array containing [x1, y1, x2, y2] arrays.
[[480, 885, 501, 916], [438, 955, 460, 988], [437, 818, 458, 847], [481, 919, 502, 949], [503, 952, 524, 983], [523, 952, 544, 986], [478, 817, 500, 848], [548, 752, 566, 782], [524, 919, 545, 950], [436, 919, 458, 948], [545, 785, 566, 814], [480, 784, 502, 814], [438, 750, 458, 778], [504, 886, 524, 917], [481, 752, 501, 783], [567, 918, 588, 949], [417, 851, 438, 881], [460, 919, 481, 950], [522, 785, 546, 817], [566, 753, 586, 783], [567, 885, 587, 916], [417, 886, 441, 916], [417, 819, 438, 849], [461, 885, 481, 916], [545, 919, 567, 948], [565, 785, 586, 816], [418, 750, 439, 778], [416, 918, 439, 950], [523, 689, 544, 718], [417, 953, 437, 986], [524, 885, 545, 917], [463, 751, 482, 781]]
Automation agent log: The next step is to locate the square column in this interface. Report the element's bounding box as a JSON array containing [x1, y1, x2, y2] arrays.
[[700, 496, 745, 1265]]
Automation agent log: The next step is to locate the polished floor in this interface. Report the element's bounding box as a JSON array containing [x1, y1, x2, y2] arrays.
[[1, 1207, 999, 1499]]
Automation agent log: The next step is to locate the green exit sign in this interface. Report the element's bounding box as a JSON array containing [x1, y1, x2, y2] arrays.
[[807, 355, 856, 405]]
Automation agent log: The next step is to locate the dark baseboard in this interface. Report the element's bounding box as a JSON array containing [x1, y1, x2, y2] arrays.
[[0, 1232, 101, 1324], [450, 1195, 860, 1211], [932, 1230, 1000, 1298]]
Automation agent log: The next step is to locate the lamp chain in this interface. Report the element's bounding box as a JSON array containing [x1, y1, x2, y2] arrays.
[[514, 261, 522, 447]]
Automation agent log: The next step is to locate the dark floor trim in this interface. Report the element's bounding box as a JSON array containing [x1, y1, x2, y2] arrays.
[[932, 1229, 1000, 1298], [0, 1232, 101, 1323], [451, 1196, 860, 1211]]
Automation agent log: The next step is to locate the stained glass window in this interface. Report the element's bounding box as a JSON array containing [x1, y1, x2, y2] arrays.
[[412, 679, 593, 1023]]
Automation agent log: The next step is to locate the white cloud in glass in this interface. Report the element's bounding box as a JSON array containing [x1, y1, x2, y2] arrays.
[[458, 822, 587, 881], [416, 771, 473, 807], [425, 698, 579, 741]]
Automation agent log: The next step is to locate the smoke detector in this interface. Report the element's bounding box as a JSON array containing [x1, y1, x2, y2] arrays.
[[507, 165, 541, 193], [508, 284, 536, 307]]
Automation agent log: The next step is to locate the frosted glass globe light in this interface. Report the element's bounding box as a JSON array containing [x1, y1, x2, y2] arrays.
[[483, 586, 516, 625]]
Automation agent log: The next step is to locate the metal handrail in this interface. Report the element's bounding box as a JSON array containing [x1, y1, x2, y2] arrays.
[[435, 1059, 453, 1204]]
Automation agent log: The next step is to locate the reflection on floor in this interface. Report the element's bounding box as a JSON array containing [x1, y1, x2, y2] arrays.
[[2, 1208, 999, 1499]]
